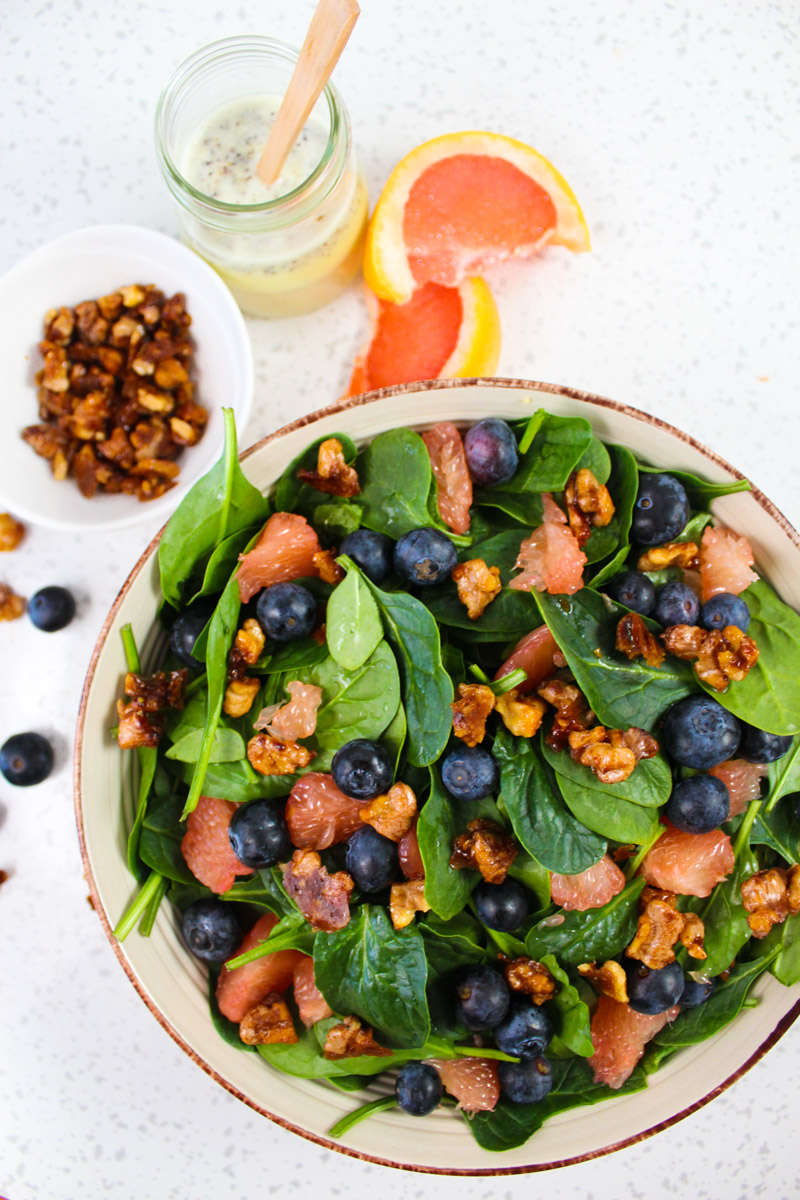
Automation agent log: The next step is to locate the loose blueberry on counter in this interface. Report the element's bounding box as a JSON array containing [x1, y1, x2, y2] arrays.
[[603, 571, 656, 616], [474, 877, 530, 931], [28, 585, 75, 632], [169, 600, 216, 671], [228, 798, 292, 868], [701, 593, 751, 633], [463, 417, 519, 486], [738, 723, 794, 764], [631, 474, 690, 546], [256, 582, 317, 642], [0, 732, 54, 786], [454, 964, 510, 1031], [331, 738, 394, 799], [653, 580, 700, 627], [441, 746, 499, 801], [339, 529, 393, 583], [181, 899, 240, 964], [393, 528, 457, 587], [665, 774, 731, 834], [625, 960, 685, 1015], [345, 825, 398, 892], [497, 1055, 553, 1104], [395, 1062, 443, 1116], [492, 996, 552, 1058], [679, 975, 716, 1009], [661, 695, 741, 769]]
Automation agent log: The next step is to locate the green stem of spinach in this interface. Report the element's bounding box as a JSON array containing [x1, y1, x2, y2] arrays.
[[328, 1096, 397, 1138], [215, 408, 236, 547], [517, 409, 546, 455], [733, 800, 762, 857], [226, 929, 303, 969], [121, 622, 141, 673], [490, 669, 528, 696], [185, 674, 207, 699], [137, 873, 169, 936], [624, 825, 666, 879], [468, 663, 491, 684], [114, 870, 165, 941]]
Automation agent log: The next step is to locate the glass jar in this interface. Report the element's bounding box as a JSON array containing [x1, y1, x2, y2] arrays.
[[155, 36, 368, 318]]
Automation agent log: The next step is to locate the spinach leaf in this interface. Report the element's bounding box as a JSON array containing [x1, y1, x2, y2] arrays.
[[417, 767, 480, 920], [313, 500, 363, 541], [541, 954, 594, 1057], [752, 912, 800, 986], [678, 511, 713, 543], [493, 728, 606, 875], [507, 850, 551, 907], [552, 771, 661, 844], [169, 756, 293, 804], [764, 736, 800, 816], [585, 446, 639, 585], [168, 879, 212, 910], [260, 1022, 423, 1080], [420, 910, 486, 975], [139, 784, 194, 884], [313, 905, 430, 1047], [274, 432, 359, 517], [302, 641, 401, 770], [158, 408, 270, 608], [166, 725, 245, 765], [533, 587, 696, 729], [255, 638, 328, 675], [749, 790, 800, 863], [576, 437, 612, 485], [652, 955, 775, 1047], [357, 428, 469, 544], [120, 624, 158, 882], [208, 970, 255, 1052], [326, 558, 384, 670], [696, 824, 759, 977], [474, 411, 593, 518], [187, 524, 262, 605], [382, 700, 407, 770], [525, 878, 646, 965], [637, 463, 750, 508], [540, 737, 672, 809], [424, 531, 540, 641], [221, 867, 296, 918]]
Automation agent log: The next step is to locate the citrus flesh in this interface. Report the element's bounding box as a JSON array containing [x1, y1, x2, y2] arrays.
[[640, 821, 735, 898], [699, 525, 758, 603], [180, 795, 253, 895], [293, 955, 333, 1027], [708, 759, 769, 818], [509, 493, 587, 595], [589, 996, 680, 1089], [494, 624, 561, 694], [550, 854, 627, 912], [427, 1057, 500, 1113], [216, 913, 304, 1023], [285, 772, 366, 850], [422, 421, 473, 535], [237, 513, 322, 604]]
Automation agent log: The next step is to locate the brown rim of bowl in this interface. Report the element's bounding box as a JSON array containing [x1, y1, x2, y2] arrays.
[[74, 377, 800, 1175]]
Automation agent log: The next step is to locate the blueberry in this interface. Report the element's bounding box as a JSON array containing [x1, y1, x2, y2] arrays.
[[603, 571, 656, 616], [625, 960, 685, 1015], [441, 746, 498, 802], [493, 996, 552, 1057], [665, 775, 731, 833], [463, 418, 519, 486], [228, 798, 292, 868], [454, 965, 510, 1031], [738, 723, 794, 764], [395, 1062, 443, 1116], [345, 825, 398, 892], [474, 878, 530, 931], [331, 738, 393, 799], [181, 898, 240, 964], [339, 529, 393, 583], [653, 580, 700, 627], [256, 582, 317, 642], [169, 600, 215, 671], [701, 593, 751, 633], [28, 585, 75, 632], [679, 975, 716, 1009], [0, 732, 54, 786], [497, 1055, 553, 1104], [661, 695, 741, 769], [393, 528, 457, 587], [631, 474, 690, 546]]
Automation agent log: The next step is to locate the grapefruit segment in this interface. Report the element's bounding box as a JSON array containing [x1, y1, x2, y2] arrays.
[[640, 821, 734, 898], [237, 512, 322, 603], [216, 914, 305, 1023], [292, 955, 333, 1027], [708, 759, 768, 818], [422, 421, 473, 535], [550, 855, 626, 912], [699, 525, 758, 603], [494, 624, 562, 694], [398, 819, 425, 880], [285, 772, 365, 850], [427, 1057, 500, 1112], [509, 493, 587, 595], [180, 795, 253, 895], [589, 996, 680, 1089], [255, 681, 323, 742]]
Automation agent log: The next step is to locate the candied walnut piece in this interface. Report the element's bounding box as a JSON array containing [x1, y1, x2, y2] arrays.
[[229, 618, 266, 673], [360, 782, 418, 841], [564, 469, 615, 548], [125, 669, 187, 712], [567, 727, 649, 784], [223, 677, 260, 718], [247, 733, 314, 776], [283, 849, 353, 932], [576, 740, 636, 784], [451, 558, 502, 619], [323, 1016, 393, 1059], [389, 880, 431, 929], [538, 678, 595, 749], [44, 306, 75, 345], [503, 957, 556, 1005], [0, 582, 25, 622], [578, 960, 629, 1004], [620, 727, 659, 762], [154, 357, 189, 389], [626, 898, 687, 969], [239, 993, 298, 1046], [787, 865, 800, 914], [640, 886, 678, 909], [116, 699, 163, 749], [616, 612, 665, 668], [679, 913, 707, 960], [312, 548, 345, 584], [40, 346, 70, 392], [297, 437, 361, 497], [636, 541, 700, 572], [662, 624, 706, 660], [451, 683, 496, 747], [495, 688, 547, 738], [741, 867, 794, 937], [449, 818, 517, 884], [695, 626, 759, 692], [0, 514, 24, 552]]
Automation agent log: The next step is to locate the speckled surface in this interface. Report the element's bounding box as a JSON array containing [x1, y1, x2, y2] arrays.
[[1, 2, 799, 1197]]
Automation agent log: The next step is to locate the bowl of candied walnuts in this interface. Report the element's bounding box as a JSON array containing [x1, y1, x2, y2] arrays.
[[0, 224, 253, 531]]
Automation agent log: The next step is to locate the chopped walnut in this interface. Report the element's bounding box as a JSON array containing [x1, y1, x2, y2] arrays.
[[494, 688, 547, 738], [449, 818, 517, 884], [116, 699, 163, 749], [389, 880, 431, 929], [283, 849, 353, 931], [0, 582, 25, 622], [640, 886, 678, 909], [680, 913, 707, 960], [360, 782, 418, 841], [620, 727, 660, 762], [0, 514, 24, 552], [451, 683, 496, 746], [741, 866, 800, 938], [663, 624, 759, 692], [538, 677, 595, 749], [662, 624, 706, 659], [297, 437, 360, 497], [312, 549, 345, 584], [116, 668, 187, 749], [44, 306, 76, 344], [616, 612, 665, 668], [247, 733, 314, 776], [788, 865, 800, 912], [503, 957, 556, 1005], [239, 993, 298, 1046], [636, 541, 700, 571], [451, 558, 502, 619], [612, 844, 636, 863], [564, 469, 615, 548], [228, 619, 266, 673], [575, 739, 636, 784], [567, 725, 656, 785], [322, 1016, 392, 1059], [578, 960, 629, 1003], [223, 677, 260, 718], [626, 898, 688, 969]]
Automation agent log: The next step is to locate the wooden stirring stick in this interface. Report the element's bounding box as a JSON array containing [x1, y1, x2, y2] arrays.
[[257, 0, 360, 187]]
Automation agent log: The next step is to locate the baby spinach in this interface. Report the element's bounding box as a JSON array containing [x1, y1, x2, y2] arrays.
[[507, 850, 551, 908], [480, 409, 593, 501], [165, 726, 245, 764], [493, 728, 606, 875], [326, 558, 384, 670], [313, 905, 430, 1047], [764, 736, 800, 816], [139, 785, 194, 885], [525, 877, 646, 965], [356, 428, 469, 544], [382, 700, 407, 770], [313, 500, 363, 540], [652, 955, 775, 1048], [585, 445, 639, 584], [187, 524, 262, 606], [637, 462, 750, 508], [552, 771, 661, 844], [255, 637, 328, 675], [158, 408, 271, 608], [221, 867, 295, 918], [576, 437, 612, 485], [751, 794, 800, 862], [697, 812, 760, 977], [753, 912, 800, 987], [418, 767, 480, 920], [302, 641, 401, 770], [541, 954, 594, 1057], [274, 431, 359, 517], [169, 756, 292, 804], [425, 586, 539, 642], [540, 737, 672, 809]]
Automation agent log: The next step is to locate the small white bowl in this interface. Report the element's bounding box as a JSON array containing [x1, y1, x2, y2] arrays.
[[0, 224, 253, 532]]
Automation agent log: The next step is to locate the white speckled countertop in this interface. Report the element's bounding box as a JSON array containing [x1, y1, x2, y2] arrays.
[[1, 2, 799, 1197]]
